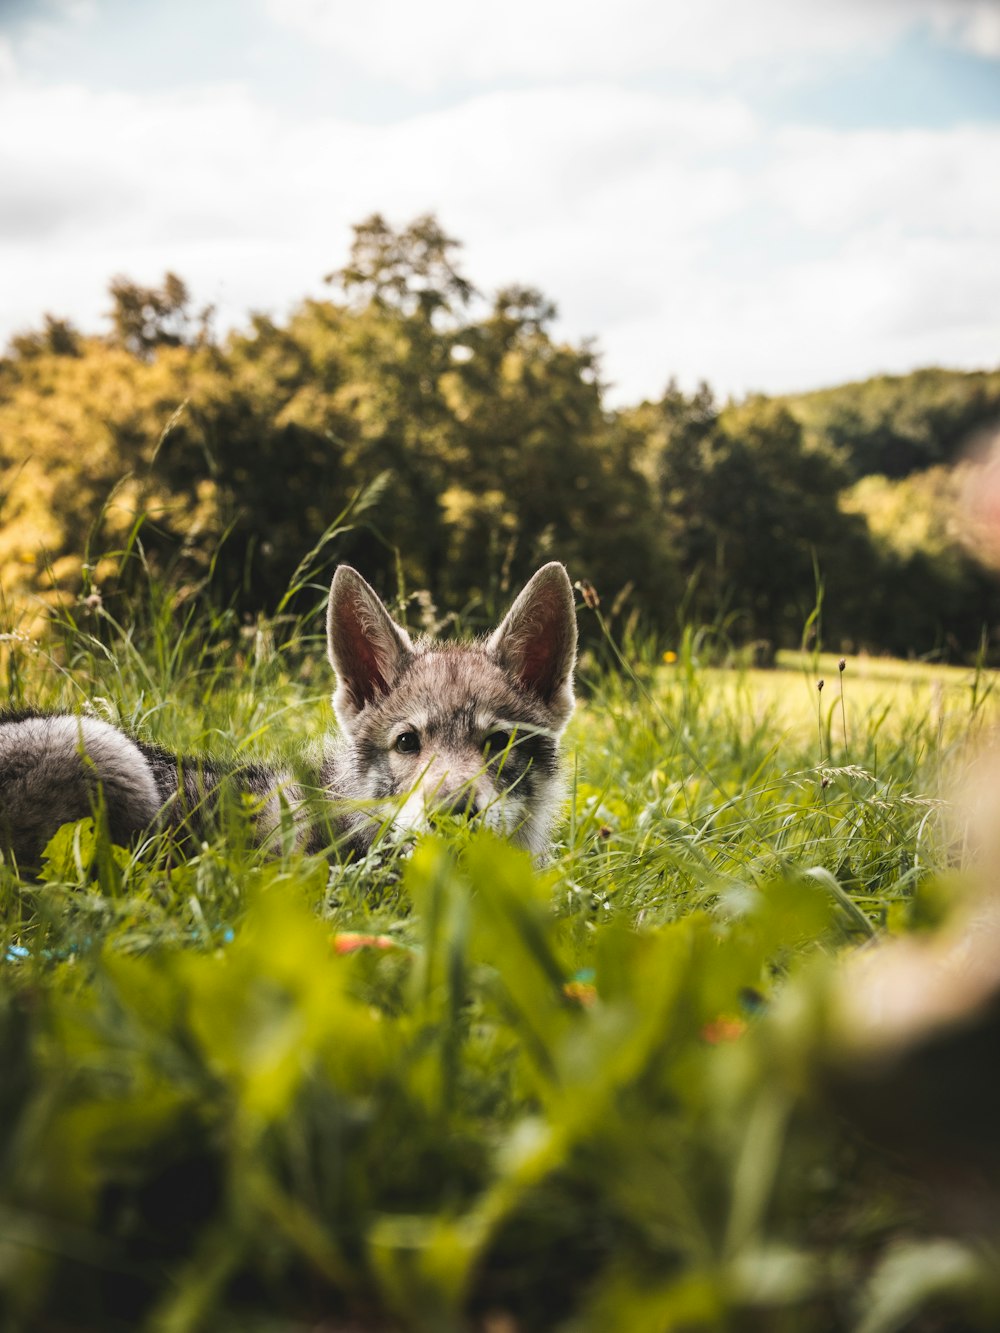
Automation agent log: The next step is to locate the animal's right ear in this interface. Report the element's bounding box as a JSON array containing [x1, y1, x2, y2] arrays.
[[327, 566, 413, 726]]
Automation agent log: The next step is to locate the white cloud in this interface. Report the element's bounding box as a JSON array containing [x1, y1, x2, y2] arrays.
[[11, 0, 98, 66], [0, 35, 16, 83], [595, 116, 1000, 400], [0, 76, 755, 334], [0, 49, 997, 403], [930, 0, 1000, 57], [605, 230, 1000, 405], [763, 125, 1000, 237], [260, 0, 982, 87], [46, 0, 98, 18]]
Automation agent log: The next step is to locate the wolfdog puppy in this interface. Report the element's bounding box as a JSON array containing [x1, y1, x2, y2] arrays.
[[323, 560, 577, 857], [0, 562, 577, 868]]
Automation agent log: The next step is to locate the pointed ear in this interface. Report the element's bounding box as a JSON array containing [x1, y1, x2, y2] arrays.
[[327, 566, 413, 726], [488, 563, 577, 722]]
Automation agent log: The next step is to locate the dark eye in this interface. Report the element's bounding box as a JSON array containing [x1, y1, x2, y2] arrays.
[[484, 730, 511, 757], [395, 730, 421, 754]]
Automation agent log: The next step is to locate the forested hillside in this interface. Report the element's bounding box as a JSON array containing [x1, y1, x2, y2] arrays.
[[2, 214, 999, 659]]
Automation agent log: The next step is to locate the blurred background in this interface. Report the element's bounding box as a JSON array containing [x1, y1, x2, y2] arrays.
[[1, 0, 999, 657]]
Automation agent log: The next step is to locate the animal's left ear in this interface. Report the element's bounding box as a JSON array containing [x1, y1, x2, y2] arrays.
[[488, 562, 577, 723]]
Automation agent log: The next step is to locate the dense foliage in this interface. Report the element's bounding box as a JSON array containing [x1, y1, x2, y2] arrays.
[[3, 214, 1000, 658], [786, 368, 1000, 481], [1, 579, 999, 1331]]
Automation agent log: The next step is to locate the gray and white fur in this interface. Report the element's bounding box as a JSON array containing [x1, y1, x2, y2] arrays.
[[0, 712, 303, 868], [0, 562, 577, 869]]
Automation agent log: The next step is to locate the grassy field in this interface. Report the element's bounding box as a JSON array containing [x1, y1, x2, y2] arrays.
[[1, 582, 999, 1332]]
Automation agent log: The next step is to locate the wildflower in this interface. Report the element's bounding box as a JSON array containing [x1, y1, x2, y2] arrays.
[[701, 1015, 746, 1044], [839, 657, 846, 672], [563, 980, 597, 1006], [330, 932, 400, 955], [83, 592, 103, 611], [818, 679, 825, 692], [662, 650, 678, 664]]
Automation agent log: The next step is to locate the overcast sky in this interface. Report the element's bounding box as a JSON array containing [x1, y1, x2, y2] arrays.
[[1, 0, 998, 404]]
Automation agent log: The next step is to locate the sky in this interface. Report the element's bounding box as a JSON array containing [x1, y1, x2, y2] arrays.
[[0, 0, 998, 405]]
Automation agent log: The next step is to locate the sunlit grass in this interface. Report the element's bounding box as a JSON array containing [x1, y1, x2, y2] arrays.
[[1, 573, 998, 1331]]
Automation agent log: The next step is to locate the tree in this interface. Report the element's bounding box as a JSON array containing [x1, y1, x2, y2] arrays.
[[646, 378, 720, 574], [327, 213, 475, 325], [6, 315, 82, 361], [786, 367, 1000, 479], [3, 215, 998, 661], [646, 387, 867, 649], [434, 287, 674, 617], [108, 272, 211, 359]]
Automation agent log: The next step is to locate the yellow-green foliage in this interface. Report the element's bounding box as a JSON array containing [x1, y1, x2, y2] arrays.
[[0, 339, 223, 611], [842, 465, 967, 568], [4, 219, 1000, 659], [1, 589, 999, 1330], [785, 365, 1000, 478]]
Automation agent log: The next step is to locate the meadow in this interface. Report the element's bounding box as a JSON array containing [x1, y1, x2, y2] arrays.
[[1, 571, 999, 1332]]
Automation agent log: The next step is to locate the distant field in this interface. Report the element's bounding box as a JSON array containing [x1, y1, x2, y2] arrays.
[[778, 648, 992, 684], [601, 647, 1000, 765]]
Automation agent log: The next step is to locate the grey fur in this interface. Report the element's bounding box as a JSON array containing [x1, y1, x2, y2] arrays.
[[0, 714, 163, 866], [0, 710, 305, 869], [0, 563, 577, 869]]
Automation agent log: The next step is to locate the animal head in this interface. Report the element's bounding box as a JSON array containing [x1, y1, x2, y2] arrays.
[[326, 563, 577, 856]]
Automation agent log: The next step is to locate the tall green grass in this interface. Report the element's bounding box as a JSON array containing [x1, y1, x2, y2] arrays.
[[1, 559, 997, 1331]]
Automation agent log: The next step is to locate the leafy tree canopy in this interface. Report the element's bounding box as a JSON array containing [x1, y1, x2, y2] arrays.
[[2, 215, 999, 660], [785, 366, 1000, 479]]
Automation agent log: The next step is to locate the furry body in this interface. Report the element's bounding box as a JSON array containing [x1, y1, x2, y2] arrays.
[[0, 563, 577, 868], [0, 709, 303, 867]]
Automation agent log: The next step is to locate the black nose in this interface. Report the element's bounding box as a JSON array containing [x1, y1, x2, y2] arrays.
[[437, 789, 481, 820]]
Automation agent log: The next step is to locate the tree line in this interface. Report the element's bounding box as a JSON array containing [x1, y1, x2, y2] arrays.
[[3, 213, 1000, 659]]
